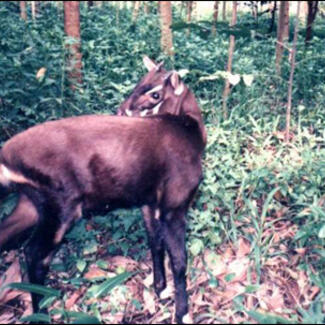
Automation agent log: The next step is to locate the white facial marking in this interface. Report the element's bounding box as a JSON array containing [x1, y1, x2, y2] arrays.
[[154, 208, 160, 220], [152, 102, 163, 115], [140, 109, 148, 117], [145, 84, 163, 95], [125, 109, 133, 117]]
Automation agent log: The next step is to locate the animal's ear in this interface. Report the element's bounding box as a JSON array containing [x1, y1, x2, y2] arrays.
[[143, 56, 164, 71], [168, 71, 185, 96]]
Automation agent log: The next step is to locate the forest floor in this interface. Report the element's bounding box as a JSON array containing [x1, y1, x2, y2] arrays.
[[0, 216, 319, 324]]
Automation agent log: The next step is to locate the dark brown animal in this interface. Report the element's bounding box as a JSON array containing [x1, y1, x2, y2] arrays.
[[0, 57, 206, 323]]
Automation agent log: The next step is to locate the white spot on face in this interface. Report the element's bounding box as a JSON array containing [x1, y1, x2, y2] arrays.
[[145, 84, 163, 95], [140, 109, 148, 117], [125, 109, 133, 117], [154, 208, 160, 220], [152, 102, 163, 115]]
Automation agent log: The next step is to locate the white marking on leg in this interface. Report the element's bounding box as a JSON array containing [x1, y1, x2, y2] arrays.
[[152, 102, 163, 115], [125, 109, 133, 117], [154, 208, 160, 220], [140, 109, 148, 117], [159, 284, 173, 299], [182, 313, 193, 324]]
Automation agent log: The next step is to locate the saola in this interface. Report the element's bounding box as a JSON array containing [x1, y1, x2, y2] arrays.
[[0, 57, 206, 323]]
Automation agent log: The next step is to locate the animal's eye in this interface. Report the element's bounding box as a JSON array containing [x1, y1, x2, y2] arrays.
[[151, 92, 160, 100]]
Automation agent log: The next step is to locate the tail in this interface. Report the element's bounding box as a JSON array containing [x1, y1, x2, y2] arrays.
[[0, 152, 39, 252], [0, 150, 11, 201]]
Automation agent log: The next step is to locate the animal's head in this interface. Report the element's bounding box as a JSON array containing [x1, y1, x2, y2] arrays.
[[117, 56, 206, 144]]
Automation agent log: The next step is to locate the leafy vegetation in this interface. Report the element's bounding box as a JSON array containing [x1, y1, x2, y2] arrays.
[[0, 2, 325, 324]]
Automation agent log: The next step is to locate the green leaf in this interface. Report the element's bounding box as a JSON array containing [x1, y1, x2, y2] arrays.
[[3, 282, 60, 298], [20, 313, 51, 323], [71, 314, 101, 324], [87, 272, 133, 299], [76, 259, 87, 273], [189, 238, 204, 256], [247, 310, 295, 324], [318, 224, 325, 238]]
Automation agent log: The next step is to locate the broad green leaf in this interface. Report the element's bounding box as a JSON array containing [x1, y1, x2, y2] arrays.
[[4, 283, 60, 297], [20, 313, 51, 323], [87, 272, 133, 298]]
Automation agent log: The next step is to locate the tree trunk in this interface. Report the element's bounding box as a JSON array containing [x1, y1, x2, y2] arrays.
[[31, 1, 37, 20], [222, 1, 227, 21], [64, 1, 82, 88], [180, 1, 186, 18], [143, 1, 149, 14], [305, 1, 319, 44], [285, 2, 301, 143], [222, 1, 237, 120], [116, 1, 120, 25], [283, 1, 290, 41], [20, 1, 27, 21], [211, 1, 219, 36], [275, 1, 289, 75], [132, 1, 141, 22], [299, 1, 308, 22], [186, 1, 193, 36], [268, 1, 277, 33], [192, 1, 197, 20], [160, 1, 174, 56]]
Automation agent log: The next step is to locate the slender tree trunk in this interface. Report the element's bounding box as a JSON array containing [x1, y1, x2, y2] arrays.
[[222, 1, 237, 120], [31, 1, 37, 20], [268, 1, 277, 33], [186, 1, 193, 36], [20, 1, 27, 21], [143, 1, 149, 14], [192, 1, 197, 20], [180, 1, 186, 18], [283, 1, 290, 41], [299, 1, 308, 23], [222, 1, 227, 21], [64, 1, 82, 88], [285, 2, 301, 143], [211, 1, 219, 36], [116, 1, 120, 25], [132, 1, 141, 22], [275, 1, 289, 75], [160, 1, 174, 56], [305, 1, 319, 44]]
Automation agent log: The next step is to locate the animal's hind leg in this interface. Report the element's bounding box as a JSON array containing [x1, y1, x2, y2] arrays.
[[162, 206, 188, 324], [24, 199, 80, 312], [0, 194, 39, 252], [142, 205, 166, 296]]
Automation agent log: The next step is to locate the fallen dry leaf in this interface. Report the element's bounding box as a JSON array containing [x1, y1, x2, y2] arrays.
[[0, 258, 23, 304], [84, 266, 108, 280]]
